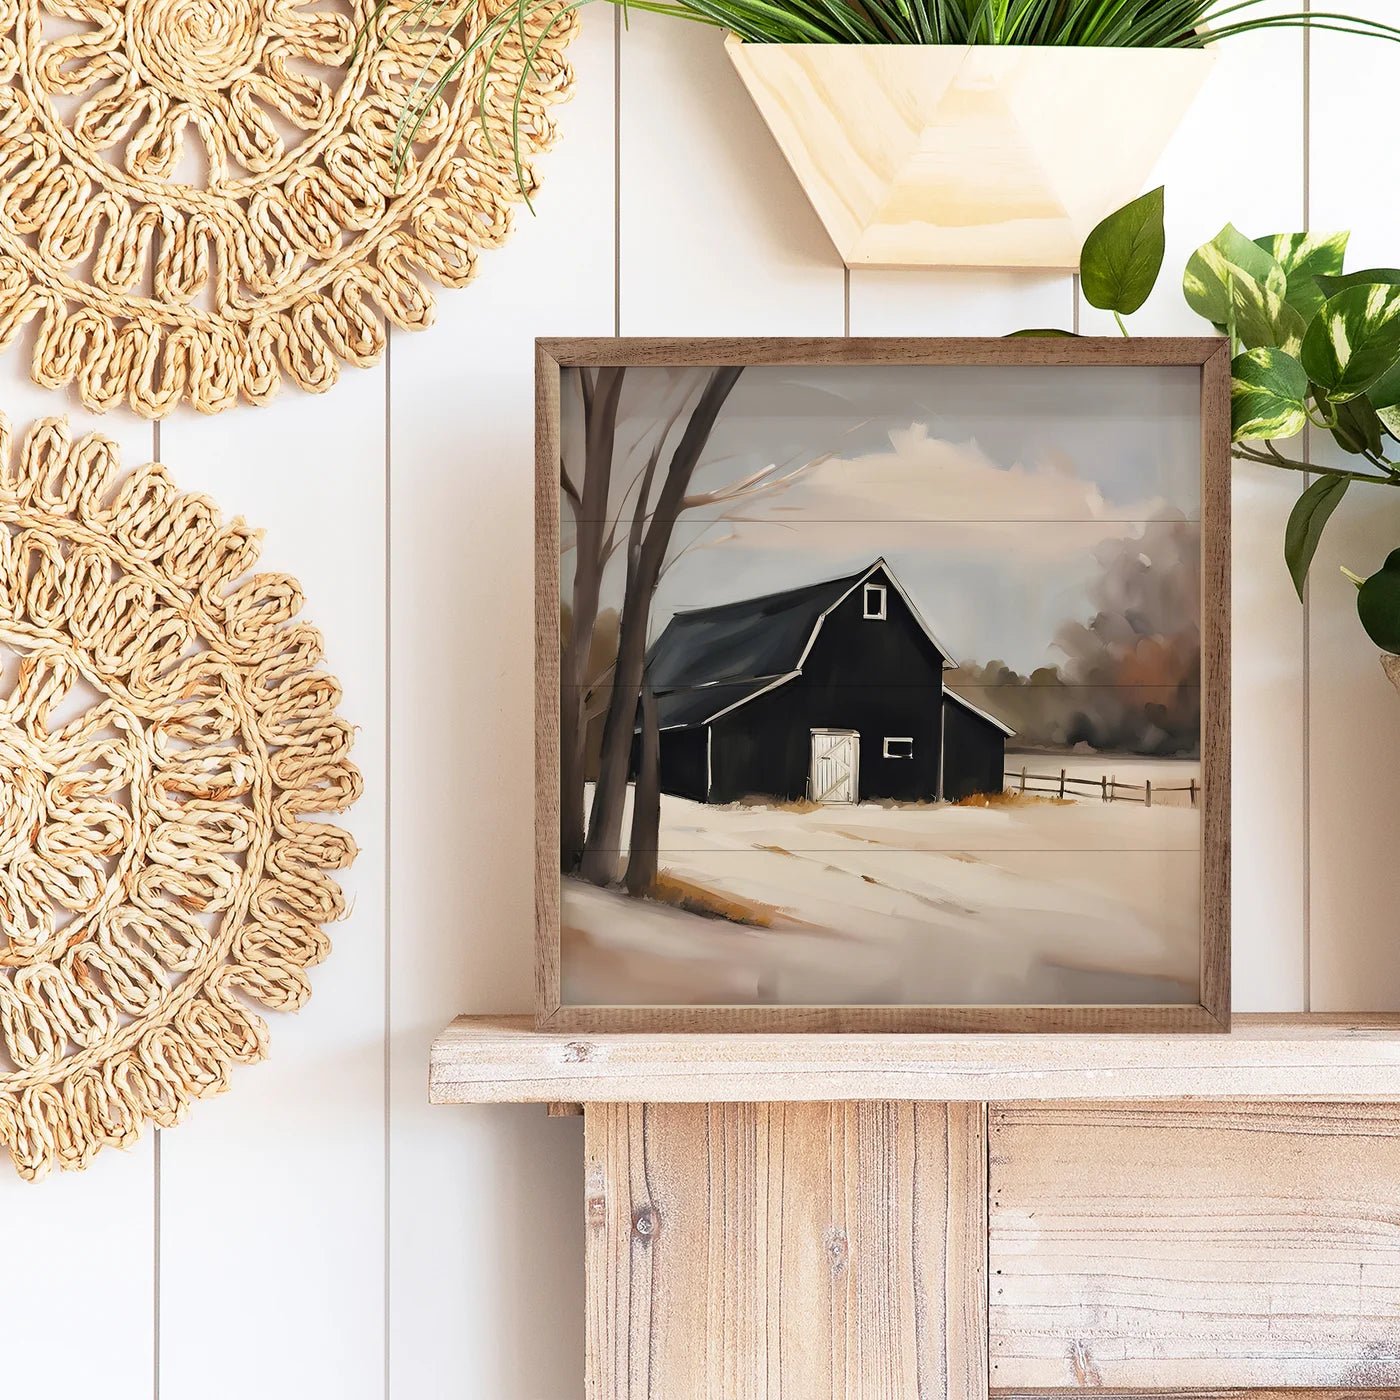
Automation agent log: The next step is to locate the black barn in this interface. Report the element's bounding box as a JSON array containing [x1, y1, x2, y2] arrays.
[[638, 560, 1012, 806]]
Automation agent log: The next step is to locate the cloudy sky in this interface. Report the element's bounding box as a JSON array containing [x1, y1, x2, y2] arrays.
[[562, 363, 1202, 673]]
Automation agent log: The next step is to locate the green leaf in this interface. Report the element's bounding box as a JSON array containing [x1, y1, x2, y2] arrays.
[[1080, 186, 1166, 316], [1184, 224, 1288, 329], [1301, 284, 1400, 401], [1284, 474, 1350, 601], [1357, 549, 1400, 652], [1363, 358, 1400, 439], [1327, 390, 1385, 458], [1231, 348, 1309, 442], [1227, 269, 1308, 356], [1316, 268, 1400, 300], [1006, 328, 1079, 338], [1254, 231, 1349, 325]]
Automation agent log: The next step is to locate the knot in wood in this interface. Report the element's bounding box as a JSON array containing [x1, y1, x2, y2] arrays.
[[631, 1204, 659, 1242], [825, 1226, 849, 1274]]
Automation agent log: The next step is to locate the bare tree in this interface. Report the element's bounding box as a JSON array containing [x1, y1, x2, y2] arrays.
[[561, 365, 850, 890], [625, 679, 661, 895], [558, 367, 624, 871], [579, 367, 744, 886]]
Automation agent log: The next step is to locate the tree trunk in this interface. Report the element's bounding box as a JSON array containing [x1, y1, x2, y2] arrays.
[[560, 367, 625, 871], [580, 367, 743, 886], [625, 680, 661, 896]]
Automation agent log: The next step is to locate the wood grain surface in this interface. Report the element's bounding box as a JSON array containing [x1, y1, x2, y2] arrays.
[[431, 1014, 1400, 1105], [584, 1100, 987, 1398], [989, 1102, 1400, 1391]]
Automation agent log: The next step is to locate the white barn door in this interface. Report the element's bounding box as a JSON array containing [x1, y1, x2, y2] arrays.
[[810, 729, 859, 804]]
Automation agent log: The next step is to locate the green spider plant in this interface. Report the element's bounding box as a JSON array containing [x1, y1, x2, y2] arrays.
[[356, 0, 1400, 198]]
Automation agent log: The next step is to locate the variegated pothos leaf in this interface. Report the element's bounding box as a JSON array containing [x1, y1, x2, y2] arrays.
[[1231, 347, 1309, 442], [1254, 231, 1350, 324], [1184, 224, 1288, 329], [1301, 283, 1400, 401], [1227, 268, 1308, 356]]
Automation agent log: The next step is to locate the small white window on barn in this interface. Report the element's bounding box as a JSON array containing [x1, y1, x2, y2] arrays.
[[883, 737, 914, 759], [863, 583, 887, 619]]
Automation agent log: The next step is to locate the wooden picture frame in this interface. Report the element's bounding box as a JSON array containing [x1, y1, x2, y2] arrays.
[[537, 338, 1230, 1032]]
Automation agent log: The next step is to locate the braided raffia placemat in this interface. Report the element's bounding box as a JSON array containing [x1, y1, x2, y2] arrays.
[[0, 0, 577, 417], [0, 416, 360, 1179]]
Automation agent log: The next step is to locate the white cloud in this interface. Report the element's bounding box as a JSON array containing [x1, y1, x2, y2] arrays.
[[724, 425, 1168, 525]]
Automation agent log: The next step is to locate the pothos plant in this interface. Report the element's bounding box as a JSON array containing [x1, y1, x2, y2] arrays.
[[1023, 186, 1400, 659]]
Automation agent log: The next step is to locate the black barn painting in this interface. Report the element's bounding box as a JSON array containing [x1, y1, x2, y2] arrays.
[[556, 357, 1207, 1012], [636, 559, 1012, 805]]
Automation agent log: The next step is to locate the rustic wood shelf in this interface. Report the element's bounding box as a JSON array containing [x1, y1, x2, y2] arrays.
[[433, 1016, 1400, 1395], [431, 1013, 1400, 1105]]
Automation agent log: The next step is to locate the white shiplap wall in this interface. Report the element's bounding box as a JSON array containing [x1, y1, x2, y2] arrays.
[[4, 10, 1398, 1397]]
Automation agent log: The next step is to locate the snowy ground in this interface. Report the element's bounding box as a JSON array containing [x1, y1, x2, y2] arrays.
[[563, 761, 1202, 1007]]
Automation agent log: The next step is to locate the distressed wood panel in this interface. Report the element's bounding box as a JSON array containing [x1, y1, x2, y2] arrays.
[[434, 1014, 1400, 1105], [989, 1102, 1400, 1391], [992, 1390, 1400, 1398], [585, 1100, 987, 1399]]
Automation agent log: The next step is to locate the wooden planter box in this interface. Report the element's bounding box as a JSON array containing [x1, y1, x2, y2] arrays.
[[725, 38, 1215, 270]]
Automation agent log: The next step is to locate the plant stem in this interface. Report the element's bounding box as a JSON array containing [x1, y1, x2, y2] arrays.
[[1112, 310, 1130, 338], [1232, 445, 1400, 485]]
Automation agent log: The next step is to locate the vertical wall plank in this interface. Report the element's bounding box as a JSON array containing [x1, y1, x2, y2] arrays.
[[1307, 7, 1400, 1011], [585, 1101, 988, 1399], [1078, 11, 1308, 1011], [849, 270, 1072, 337], [0, 383, 156, 1398], [619, 22, 844, 334], [387, 11, 615, 1397], [157, 371, 388, 1399]]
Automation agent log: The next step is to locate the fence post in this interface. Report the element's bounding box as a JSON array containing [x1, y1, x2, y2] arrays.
[[1190, 778, 1197, 807], [1101, 774, 1107, 803], [1145, 778, 1153, 809], [1020, 765, 1027, 794], [1110, 774, 1116, 803], [1059, 768, 1066, 799]]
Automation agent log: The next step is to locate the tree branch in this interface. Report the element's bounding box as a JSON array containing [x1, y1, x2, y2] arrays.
[[682, 451, 840, 510], [560, 468, 582, 511]]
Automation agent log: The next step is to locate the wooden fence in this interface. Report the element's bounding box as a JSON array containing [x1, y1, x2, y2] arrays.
[[1006, 765, 1199, 808]]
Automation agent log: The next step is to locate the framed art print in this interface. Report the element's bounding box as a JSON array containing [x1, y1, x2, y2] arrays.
[[536, 338, 1230, 1031]]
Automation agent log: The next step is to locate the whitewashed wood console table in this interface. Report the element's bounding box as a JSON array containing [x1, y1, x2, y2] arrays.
[[431, 1015, 1400, 1398]]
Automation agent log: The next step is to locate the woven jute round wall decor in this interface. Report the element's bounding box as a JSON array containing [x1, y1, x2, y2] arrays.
[[0, 416, 360, 1180], [0, 0, 576, 417]]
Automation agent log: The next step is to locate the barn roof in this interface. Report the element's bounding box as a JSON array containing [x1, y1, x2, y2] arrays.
[[943, 686, 1016, 737], [653, 678, 783, 729], [646, 560, 956, 710]]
